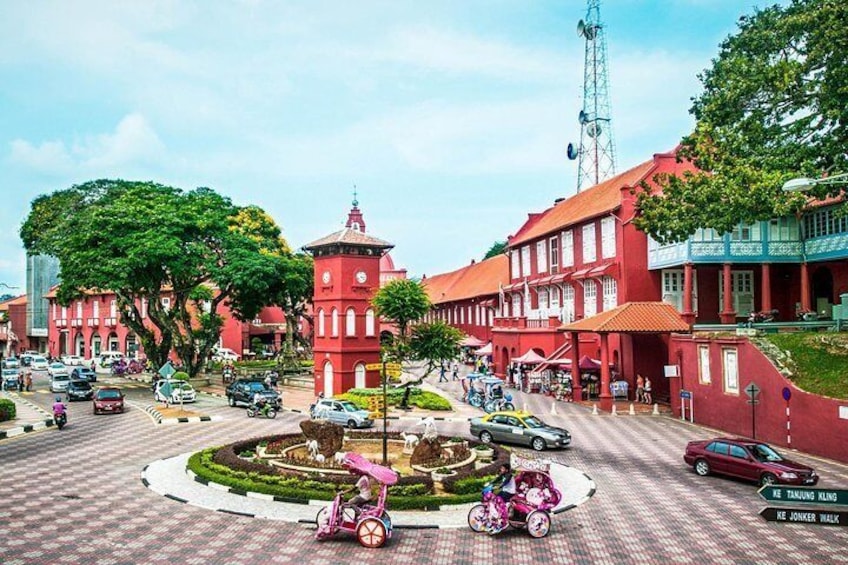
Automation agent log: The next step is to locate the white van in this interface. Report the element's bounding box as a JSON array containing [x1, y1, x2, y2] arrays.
[[98, 351, 125, 367]]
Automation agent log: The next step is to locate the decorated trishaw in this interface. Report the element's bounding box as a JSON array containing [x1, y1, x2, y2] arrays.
[[462, 374, 514, 413], [315, 452, 398, 548], [467, 455, 562, 538]]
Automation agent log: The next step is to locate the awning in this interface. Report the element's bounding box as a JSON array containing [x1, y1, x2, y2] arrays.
[[479, 299, 495, 307], [503, 282, 522, 292], [460, 335, 487, 348], [571, 267, 592, 279], [550, 273, 571, 284], [511, 349, 547, 364], [530, 276, 554, 287], [474, 342, 493, 356], [586, 263, 619, 279]]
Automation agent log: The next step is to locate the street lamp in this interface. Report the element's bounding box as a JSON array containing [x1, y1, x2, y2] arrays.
[[782, 172, 848, 192]]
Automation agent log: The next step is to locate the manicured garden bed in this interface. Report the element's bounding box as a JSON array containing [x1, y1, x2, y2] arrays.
[[187, 432, 507, 510], [336, 387, 452, 411]]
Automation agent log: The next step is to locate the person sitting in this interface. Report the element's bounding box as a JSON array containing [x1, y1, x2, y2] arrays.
[[487, 463, 516, 531], [342, 473, 372, 517]]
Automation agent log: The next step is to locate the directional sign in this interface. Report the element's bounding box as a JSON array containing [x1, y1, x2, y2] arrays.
[[386, 369, 402, 378], [745, 382, 761, 399], [158, 361, 176, 378], [364, 363, 382, 371], [759, 486, 848, 506], [384, 363, 402, 371], [760, 507, 848, 527], [746, 399, 760, 405]]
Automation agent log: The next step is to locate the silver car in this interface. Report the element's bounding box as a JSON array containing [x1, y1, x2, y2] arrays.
[[50, 373, 71, 393], [310, 398, 373, 429], [470, 411, 571, 452]]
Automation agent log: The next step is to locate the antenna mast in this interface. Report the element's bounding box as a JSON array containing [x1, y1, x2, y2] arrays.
[[567, 0, 617, 191]]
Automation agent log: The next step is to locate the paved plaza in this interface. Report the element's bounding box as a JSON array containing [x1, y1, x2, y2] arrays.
[[1, 371, 847, 564]]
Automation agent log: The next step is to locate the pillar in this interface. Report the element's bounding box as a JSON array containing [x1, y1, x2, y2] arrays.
[[682, 262, 696, 325], [599, 333, 613, 412], [800, 262, 811, 312], [720, 263, 736, 324], [570, 331, 582, 402], [761, 263, 772, 313]]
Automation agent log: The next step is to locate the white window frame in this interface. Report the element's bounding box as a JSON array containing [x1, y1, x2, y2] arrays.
[[510, 249, 520, 279], [549, 285, 560, 311], [583, 280, 597, 318], [562, 230, 574, 267], [538, 287, 549, 312], [76, 301, 83, 319], [345, 307, 356, 336], [549, 236, 559, 272], [698, 344, 711, 385], [719, 270, 755, 316], [331, 308, 339, 337], [601, 276, 617, 311], [601, 216, 616, 259], [61, 305, 67, 320], [140, 298, 147, 319], [520, 246, 531, 277], [93, 300, 100, 319], [722, 348, 739, 394], [365, 308, 375, 336], [160, 297, 170, 312], [582, 223, 597, 264], [536, 240, 548, 274], [562, 284, 575, 323], [317, 308, 325, 337], [662, 270, 699, 314], [511, 294, 522, 317], [109, 300, 117, 318]]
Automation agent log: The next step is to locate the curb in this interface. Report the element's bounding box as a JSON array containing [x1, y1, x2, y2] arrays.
[[0, 391, 56, 441], [139, 403, 219, 425]]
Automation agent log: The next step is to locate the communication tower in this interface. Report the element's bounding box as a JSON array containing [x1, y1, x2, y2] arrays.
[[567, 0, 617, 191]]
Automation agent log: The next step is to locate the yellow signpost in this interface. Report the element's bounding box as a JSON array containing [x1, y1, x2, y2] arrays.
[[365, 363, 382, 371]]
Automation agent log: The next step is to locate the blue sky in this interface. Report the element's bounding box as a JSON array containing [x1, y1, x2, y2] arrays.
[[0, 0, 779, 291]]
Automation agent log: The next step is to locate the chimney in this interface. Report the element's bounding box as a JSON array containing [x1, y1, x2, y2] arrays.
[[554, 197, 565, 204]]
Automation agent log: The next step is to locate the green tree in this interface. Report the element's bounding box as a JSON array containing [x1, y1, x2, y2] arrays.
[[483, 241, 507, 260], [371, 279, 431, 349], [408, 321, 464, 379], [635, 0, 848, 243], [20, 180, 297, 377]]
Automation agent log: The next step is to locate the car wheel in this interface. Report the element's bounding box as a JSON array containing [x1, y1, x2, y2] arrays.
[[228, 396, 235, 407], [348, 420, 357, 429], [760, 472, 778, 487], [479, 430, 493, 444], [531, 437, 546, 452], [694, 459, 711, 477]]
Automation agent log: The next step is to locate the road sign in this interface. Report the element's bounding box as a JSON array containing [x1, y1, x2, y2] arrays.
[[759, 486, 848, 506], [680, 390, 692, 400], [745, 383, 761, 399], [746, 399, 760, 405], [158, 361, 175, 378], [782, 387, 792, 401], [760, 507, 847, 527], [365, 363, 382, 371], [386, 369, 402, 378], [384, 363, 402, 371]]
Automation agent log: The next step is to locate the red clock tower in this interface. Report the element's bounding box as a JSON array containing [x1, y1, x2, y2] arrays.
[[303, 198, 393, 397]]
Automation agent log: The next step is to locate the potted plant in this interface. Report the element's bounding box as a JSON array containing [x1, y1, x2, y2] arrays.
[[431, 466, 457, 482], [444, 436, 467, 448], [473, 443, 495, 461]]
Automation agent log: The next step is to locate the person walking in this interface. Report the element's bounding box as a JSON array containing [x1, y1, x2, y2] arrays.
[[438, 363, 447, 382], [25, 371, 32, 392], [451, 362, 459, 381], [643, 376, 652, 405], [635, 374, 645, 404]]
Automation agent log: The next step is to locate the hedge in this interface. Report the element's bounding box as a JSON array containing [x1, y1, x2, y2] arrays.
[[338, 387, 452, 411], [0, 398, 15, 422], [188, 432, 504, 510]]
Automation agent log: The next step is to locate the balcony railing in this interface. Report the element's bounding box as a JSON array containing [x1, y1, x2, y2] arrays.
[[87, 318, 99, 328], [104, 317, 118, 327], [55, 319, 67, 328], [71, 318, 83, 328]]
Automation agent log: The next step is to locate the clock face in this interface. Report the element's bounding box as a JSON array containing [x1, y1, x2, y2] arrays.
[[322, 271, 331, 284], [355, 270, 367, 284]]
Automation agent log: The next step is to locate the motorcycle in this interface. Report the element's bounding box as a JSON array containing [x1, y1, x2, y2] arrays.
[[247, 402, 277, 419], [54, 411, 67, 430], [748, 309, 778, 325]]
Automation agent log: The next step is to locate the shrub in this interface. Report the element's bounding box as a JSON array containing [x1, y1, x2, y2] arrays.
[[172, 372, 190, 382], [0, 398, 16, 422]]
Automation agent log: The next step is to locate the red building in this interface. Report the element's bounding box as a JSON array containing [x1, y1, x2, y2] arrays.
[[304, 200, 393, 397], [0, 295, 27, 356]]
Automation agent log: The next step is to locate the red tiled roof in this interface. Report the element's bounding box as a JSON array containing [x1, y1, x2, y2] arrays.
[[424, 255, 509, 304], [560, 302, 691, 333], [0, 294, 27, 310], [508, 159, 658, 247], [303, 228, 394, 251]]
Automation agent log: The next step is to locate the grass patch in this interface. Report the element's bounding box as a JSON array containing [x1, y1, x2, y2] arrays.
[[763, 333, 848, 399], [337, 387, 452, 411]]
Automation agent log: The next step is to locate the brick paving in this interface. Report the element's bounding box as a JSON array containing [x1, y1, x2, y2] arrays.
[[1, 369, 847, 564]]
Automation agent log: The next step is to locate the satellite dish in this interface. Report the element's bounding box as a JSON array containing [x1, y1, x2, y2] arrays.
[[577, 19, 586, 37], [567, 143, 579, 160], [578, 110, 589, 125], [587, 123, 602, 138]]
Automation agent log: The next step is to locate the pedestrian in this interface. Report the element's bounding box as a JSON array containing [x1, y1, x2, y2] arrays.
[[451, 362, 459, 381], [635, 373, 645, 403], [18, 373, 24, 392], [643, 376, 652, 405], [25, 371, 32, 392], [438, 363, 447, 382]]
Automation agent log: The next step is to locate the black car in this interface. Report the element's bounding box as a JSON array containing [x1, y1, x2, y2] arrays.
[[226, 379, 281, 409], [67, 379, 94, 401], [71, 367, 97, 382]]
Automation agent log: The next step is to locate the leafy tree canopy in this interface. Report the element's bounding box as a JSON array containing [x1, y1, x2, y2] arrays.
[[408, 321, 464, 380], [371, 278, 431, 365], [20, 179, 305, 376], [635, 0, 848, 243], [483, 241, 507, 260]]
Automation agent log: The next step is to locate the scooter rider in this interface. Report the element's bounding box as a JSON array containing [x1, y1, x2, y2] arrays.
[[252, 391, 267, 414], [53, 396, 67, 416]]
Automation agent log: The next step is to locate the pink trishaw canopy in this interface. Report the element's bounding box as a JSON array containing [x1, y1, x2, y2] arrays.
[[342, 452, 399, 485]]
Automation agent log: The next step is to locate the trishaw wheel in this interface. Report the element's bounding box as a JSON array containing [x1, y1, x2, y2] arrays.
[[380, 511, 392, 531], [526, 510, 551, 538], [467, 504, 488, 533], [470, 396, 483, 408], [483, 401, 494, 413], [356, 517, 387, 548]]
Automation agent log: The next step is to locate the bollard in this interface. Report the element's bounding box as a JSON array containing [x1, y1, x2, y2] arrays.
[[652, 403, 659, 415], [591, 403, 599, 415], [628, 403, 636, 415], [550, 402, 557, 416], [611, 404, 617, 416]]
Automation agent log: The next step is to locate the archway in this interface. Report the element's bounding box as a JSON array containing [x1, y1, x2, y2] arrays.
[[107, 332, 119, 352], [74, 332, 85, 357], [812, 267, 834, 315], [354, 362, 366, 389], [323, 360, 334, 397]]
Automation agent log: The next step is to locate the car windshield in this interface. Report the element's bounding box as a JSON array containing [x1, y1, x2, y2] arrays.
[[751, 444, 784, 462], [522, 416, 547, 429], [54, 374, 69, 381], [71, 381, 91, 389], [340, 401, 359, 412], [247, 382, 268, 392], [97, 390, 122, 399], [50, 363, 64, 369], [33, 357, 46, 363]]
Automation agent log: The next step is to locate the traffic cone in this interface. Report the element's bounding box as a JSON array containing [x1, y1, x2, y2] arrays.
[[550, 402, 557, 415], [611, 404, 617, 416], [652, 403, 659, 415], [628, 403, 636, 415], [591, 404, 598, 415]]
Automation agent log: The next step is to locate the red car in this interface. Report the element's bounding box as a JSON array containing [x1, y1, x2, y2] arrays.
[[92, 387, 125, 415], [684, 438, 818, 487]]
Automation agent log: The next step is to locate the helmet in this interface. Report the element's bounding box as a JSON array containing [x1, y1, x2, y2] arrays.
[[55, 396, 61, 402]]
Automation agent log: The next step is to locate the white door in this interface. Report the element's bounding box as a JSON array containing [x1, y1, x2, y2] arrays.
[[323, 361, 334, 398], [355, 363, 366, 389]]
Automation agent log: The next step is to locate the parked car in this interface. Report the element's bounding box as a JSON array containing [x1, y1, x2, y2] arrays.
[[61, 355, 85, 366], [50, 373, 71, 393], [47, 362, 69, 378], [309, 398, 374, 429], [212, 347, 241, 362], [98, 352, 125, 367], [20, 354, 34, 367], [67, 379, 94, 401], [71, 367, 97, 383], [225, 378, 281, 409], [684, 438, 818, 487], [2, 368, 20, 391], [153, 380, 197, 403], [30, 356, 49, 371], [2, 357, 20, 369], [470, 411, 572, 452], [93, 387, 125, 414]]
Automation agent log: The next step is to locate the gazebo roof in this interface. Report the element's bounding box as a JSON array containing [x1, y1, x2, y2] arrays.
[[559, 302, 691, 334]]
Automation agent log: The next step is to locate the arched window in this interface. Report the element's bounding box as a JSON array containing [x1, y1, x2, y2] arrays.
[[346, 307, 356, 336], [365, 308, 375, 336], [317, 308, 325, 337], [323, 361, 334, 397], [331, 308, 339, 337], [354, 363, 366, 389]]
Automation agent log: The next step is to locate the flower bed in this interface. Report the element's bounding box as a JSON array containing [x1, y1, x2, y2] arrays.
[[336, 387, 452, 411], [187, 432, 507, 510]]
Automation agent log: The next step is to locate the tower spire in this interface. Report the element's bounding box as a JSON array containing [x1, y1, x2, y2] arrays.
[[567, 0, 617, 191], [345, 187, 366, 232]]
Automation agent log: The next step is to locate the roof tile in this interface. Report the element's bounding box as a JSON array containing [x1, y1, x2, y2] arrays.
[[560, 302, 691, 333]]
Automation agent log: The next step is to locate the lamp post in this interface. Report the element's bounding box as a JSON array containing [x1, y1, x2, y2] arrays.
[[782, 172, 848, 192]]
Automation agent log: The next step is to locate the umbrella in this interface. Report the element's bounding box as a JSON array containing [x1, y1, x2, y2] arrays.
[[512, 350, 547, 364], [473, 342, 492, 356], [460, 335, 487, 348]]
